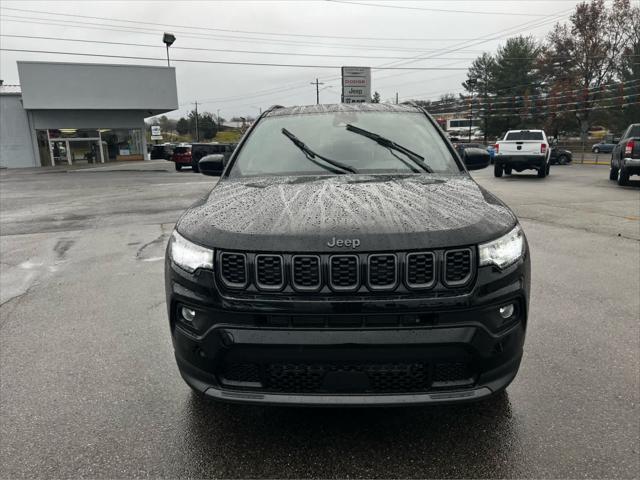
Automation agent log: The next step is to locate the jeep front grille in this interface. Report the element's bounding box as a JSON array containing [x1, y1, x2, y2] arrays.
[[292, 255, 321, 291], [444, 248, 473, 286], [329, 255, 359, 291], [216, 248, 475, 294], [255, 254, 284, 290], [406, 252, 436, 289], [368, 254, 397, 289], [219, 252, 247, 288]]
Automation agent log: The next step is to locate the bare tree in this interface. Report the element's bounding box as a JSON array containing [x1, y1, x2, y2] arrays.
[[543, 0, 636, 142]]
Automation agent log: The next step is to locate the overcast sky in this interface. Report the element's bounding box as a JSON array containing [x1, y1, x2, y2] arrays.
[[1, 0, 591, 119]]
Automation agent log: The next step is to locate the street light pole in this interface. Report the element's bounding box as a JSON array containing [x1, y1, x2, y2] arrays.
[[162, 33, 176, 67]]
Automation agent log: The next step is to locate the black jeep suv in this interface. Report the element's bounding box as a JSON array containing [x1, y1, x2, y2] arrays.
[[165, 103, 530, 406]]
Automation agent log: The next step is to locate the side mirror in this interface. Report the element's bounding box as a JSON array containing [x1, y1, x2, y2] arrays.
[[463, 148, 490, 171], [198, 154, 224, 176]]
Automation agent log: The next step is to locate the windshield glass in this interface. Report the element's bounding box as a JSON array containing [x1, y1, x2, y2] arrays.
[[505, 131, 543, 141], [228, 111, 459, 177]]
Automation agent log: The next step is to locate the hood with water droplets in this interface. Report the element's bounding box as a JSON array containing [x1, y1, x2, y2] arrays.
[[177, 174, 517, 251]]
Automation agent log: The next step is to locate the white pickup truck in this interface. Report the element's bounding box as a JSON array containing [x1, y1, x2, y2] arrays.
[[494, 129, 551, 178]]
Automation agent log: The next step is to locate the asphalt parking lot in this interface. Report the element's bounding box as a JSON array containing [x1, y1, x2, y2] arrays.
[[1, 161, 638, 478]]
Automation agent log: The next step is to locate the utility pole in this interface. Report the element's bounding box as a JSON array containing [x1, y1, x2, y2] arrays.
[[193, 101, 199, 142], [311, 78, 324, 105], [467, 78, 478, 143], [395, 92, 399, 104]]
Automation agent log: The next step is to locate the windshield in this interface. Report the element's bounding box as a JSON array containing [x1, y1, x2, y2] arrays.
[[228, 111, 459, 177], [505, 131, 544, 141]]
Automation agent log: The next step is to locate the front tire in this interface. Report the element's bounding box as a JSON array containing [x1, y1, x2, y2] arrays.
[[618, 168, 629, 186], [558, 155, 569, 165], [175, 163, 182, 171], [494, 163, 503, 177]]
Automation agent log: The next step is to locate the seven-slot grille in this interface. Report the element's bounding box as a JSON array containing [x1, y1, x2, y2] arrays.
[[219, 252, 247, 287], [217, 248, 474, 293], [329, 255, 359, 290], [406, 252, 436, 289], [255, 255, 284, 290], [292, 256, 321, 290], [444, 248, 473, 286], [368, 254, 397, 289]]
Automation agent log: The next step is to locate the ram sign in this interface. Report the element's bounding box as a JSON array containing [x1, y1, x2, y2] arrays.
[[341, 66, 371, 103]]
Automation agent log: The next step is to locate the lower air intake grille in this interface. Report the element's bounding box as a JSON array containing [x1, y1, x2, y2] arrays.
[[444, 248, 472, 286], [220, 253, 247, 287], [265, 362, 429, 393], [329, 255, 359, 290], [221, 363, 261, 383]]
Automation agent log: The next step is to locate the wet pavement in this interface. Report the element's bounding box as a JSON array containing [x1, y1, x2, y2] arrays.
[[1, 161, 638, 478]]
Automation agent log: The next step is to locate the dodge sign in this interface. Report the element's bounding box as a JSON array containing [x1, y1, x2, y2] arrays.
[[342, 66, 371, 103]]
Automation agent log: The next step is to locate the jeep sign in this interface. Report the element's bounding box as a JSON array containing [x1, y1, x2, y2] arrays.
[[342, 66, 371, 103]]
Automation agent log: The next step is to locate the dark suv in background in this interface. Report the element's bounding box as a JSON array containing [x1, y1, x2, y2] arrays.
[[191, 143, 237, 173], [166, 103, 530, 407], [150, 143, 175, 160]]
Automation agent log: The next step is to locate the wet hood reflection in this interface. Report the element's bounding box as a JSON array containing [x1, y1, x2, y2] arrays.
[[177, 174, 516, 251]]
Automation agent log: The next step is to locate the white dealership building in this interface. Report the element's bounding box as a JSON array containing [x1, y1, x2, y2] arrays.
[[0, 61, 178, 168]]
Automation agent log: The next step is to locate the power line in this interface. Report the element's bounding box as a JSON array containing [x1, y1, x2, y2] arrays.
[[0, 6, 512, 42], [0, 13, 505, 53], [406, 79, 640, 107], [0, 48, 470, 70], [442, 101, 640, 118], [326, 0, 558, 17], [5, 34, 607, 62]]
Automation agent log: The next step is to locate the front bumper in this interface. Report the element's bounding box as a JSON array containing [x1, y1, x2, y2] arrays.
[[165, 247, 530, 407]]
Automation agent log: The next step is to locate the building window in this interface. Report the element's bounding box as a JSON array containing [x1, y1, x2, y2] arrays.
[[99, 129, 143, 160]]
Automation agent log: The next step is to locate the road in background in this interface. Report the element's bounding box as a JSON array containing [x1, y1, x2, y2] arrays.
[[1, 162, 638, 478]]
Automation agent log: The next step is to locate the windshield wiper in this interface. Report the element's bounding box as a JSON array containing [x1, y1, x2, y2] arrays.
[[281, 128, 358, 174], [345, 124, 433, 173]]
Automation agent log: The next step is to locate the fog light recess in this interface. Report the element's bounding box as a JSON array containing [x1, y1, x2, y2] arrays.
[[181, 307, 197, 323], [499, 304, 515, 319]]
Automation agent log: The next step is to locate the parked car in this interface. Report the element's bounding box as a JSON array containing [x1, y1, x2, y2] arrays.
[[549, 146, 572, 165], [166, 103, 530, 407], [609, 123, 640, 186], [191, 143, 236, 173], [494, 129, 551, 178], [171, 144, 192, 171], [591, 141, 616, 154], [150, 143, 175, 160]]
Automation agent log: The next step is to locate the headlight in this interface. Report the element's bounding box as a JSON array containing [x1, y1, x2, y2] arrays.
[[479, 225, 524, 269], [168, 231, 213, 273]]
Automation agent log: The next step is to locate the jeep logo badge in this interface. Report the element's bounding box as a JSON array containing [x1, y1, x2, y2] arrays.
[[327, 237, 361, 249]]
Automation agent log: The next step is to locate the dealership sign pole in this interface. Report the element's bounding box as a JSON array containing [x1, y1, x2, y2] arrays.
[[341, 66, 371, 104]]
